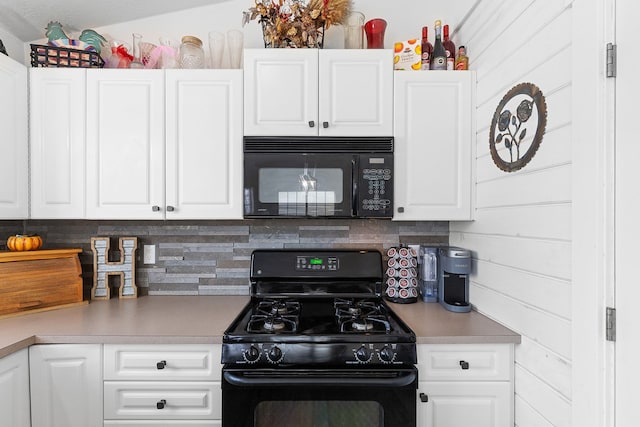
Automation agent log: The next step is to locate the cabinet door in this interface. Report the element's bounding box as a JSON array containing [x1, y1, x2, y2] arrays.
[[394, 72, 474, 220], [30, 344, 102, 427], [318, 49, 393, 137], [30, 68, 86, 218], [243, 49, 318, 136], [86, 69, 165, 219], [104, 421, 220, 426], [417, 381, 512, 427], [165, 70, 243, 219], [0, 54, 27, 219], [0, 348, 30, 427]]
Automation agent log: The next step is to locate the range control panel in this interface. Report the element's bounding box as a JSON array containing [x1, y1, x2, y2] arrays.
[[222, 342, 417, 366], [296, 255, 339, 271]]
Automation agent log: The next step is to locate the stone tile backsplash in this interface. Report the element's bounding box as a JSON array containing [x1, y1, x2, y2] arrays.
[[0, 219, 448, 297]]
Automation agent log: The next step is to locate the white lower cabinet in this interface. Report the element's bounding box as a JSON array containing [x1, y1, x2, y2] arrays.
[[0, 348, 30, 427], [416, 344, 514, 427], [103, 344, 222, 426], [29, 344, 103, 427], [104, 422, 220, 426]]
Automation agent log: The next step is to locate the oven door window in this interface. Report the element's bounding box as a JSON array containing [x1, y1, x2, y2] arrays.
[[245, 153, 353, 217], [256, 401, 383, 427]]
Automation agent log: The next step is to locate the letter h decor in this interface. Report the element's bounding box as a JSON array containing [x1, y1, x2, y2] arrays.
[[91, 237, 138, 300]]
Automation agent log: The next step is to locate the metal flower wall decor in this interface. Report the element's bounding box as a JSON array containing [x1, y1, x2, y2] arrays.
[[489, 82, 547, 172]]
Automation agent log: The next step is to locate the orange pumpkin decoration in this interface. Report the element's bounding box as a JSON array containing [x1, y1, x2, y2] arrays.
[[6, 234, 43, 251]]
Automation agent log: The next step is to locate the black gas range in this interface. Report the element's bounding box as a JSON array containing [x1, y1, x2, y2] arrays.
[[221, 249, 418, 427]]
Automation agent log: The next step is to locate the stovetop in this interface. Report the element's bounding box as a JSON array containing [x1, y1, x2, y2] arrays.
[[222, 249, 417, 367]]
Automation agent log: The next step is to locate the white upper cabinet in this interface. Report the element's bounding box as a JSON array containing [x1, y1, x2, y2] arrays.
[[86, 69, 165, 219], [244, 49, 393, 136], [30, 68, 86, 218], [35, 68, 242, 220], [0, 54, 28, 219], [165, 69, 243, 219], [393, 71, 475, 221]]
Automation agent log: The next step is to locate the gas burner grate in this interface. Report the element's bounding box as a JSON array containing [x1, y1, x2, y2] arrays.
[[339, 315, 391, 333], [334, 298, 383, 319], [256, 299, 301, 316], [334, 298, 391, 334], [247, 314, 299, 333]]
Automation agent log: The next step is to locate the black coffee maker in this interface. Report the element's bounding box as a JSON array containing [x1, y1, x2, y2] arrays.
[[438, 247, 471, 313]]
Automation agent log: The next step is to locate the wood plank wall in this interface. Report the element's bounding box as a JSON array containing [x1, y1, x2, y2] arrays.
[[451, 1, 573, 426]]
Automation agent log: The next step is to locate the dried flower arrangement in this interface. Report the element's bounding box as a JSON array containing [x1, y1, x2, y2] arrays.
[[243, 0, 352, 48]]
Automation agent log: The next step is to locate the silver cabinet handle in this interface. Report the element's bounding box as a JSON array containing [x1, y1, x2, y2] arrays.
[[322, 121, 329, 128], [152, 206, 161, 212], [308, 121, 315, 128], [166, 206, 175, 212]]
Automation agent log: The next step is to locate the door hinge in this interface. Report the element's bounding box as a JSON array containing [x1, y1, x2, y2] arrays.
[[606, 307, 616, 341], [606, 43, 617, 78]]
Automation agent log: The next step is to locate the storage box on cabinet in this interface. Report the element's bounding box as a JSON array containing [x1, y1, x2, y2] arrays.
[[416, 344, 514, 427], [103, 344, 222, 425]]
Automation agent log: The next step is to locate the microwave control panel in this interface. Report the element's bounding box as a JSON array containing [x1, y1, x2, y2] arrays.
[[358, 154, 393, 217]]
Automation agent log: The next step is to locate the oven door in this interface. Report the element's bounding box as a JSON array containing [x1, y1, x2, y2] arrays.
[[222, 365, 417, 427], [244, 153, 355, 218]]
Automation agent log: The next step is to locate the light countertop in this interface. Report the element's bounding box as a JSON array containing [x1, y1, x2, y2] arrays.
[[0, 295, 520, 358]]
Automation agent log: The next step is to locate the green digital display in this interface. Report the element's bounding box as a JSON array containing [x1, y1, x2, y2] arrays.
[[310, 258, 323, 265]]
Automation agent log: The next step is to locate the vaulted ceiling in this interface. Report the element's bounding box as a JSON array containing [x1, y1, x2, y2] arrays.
[[0, 0, 226, 42]]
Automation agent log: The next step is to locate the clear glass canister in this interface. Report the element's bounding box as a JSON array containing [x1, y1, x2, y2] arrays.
[[179, 36, 204, 69]]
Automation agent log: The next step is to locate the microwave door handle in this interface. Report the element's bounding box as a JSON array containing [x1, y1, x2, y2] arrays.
[[351, 157, 358, 217]]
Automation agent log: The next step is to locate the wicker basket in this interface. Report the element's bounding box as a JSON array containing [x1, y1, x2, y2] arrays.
[[30, 44, 104, 68]]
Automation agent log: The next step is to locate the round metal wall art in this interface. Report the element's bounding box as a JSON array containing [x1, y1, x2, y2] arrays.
[[489, 82, 547, 172]]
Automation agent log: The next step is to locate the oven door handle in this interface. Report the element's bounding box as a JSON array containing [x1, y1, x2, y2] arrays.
[[223, 370, 417, 388]]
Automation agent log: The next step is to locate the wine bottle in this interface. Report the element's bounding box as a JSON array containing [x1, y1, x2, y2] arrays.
[[421, 26, 433, 70], [443, 24, 456, 70], [455, 46, 469, 70], [430, 20, 447, 70]]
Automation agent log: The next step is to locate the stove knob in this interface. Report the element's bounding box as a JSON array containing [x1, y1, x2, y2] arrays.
[[243, 346, 261, 363], [379, 346, 395, 363], [355, 346, 370, 363], [267, 346, 283, 363]]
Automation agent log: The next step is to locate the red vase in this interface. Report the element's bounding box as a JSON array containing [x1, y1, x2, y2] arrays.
[[364, 18, 387, 49]]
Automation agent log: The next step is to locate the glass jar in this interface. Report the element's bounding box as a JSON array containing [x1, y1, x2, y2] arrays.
[[179, 36, 204, 69]]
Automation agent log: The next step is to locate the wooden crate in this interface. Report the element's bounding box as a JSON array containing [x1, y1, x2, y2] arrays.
[[0, 249, 85, 317]]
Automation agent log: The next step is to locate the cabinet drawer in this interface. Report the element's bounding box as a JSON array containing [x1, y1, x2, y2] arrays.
[[104, 421, 221, 426], [417, 381, 512, 427], [104, 381, 220, 420], [104, 345, 220, 381], [417, 344, 512, 381]]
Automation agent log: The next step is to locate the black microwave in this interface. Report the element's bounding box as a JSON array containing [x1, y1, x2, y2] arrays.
[[243, 136, 394, 218]]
